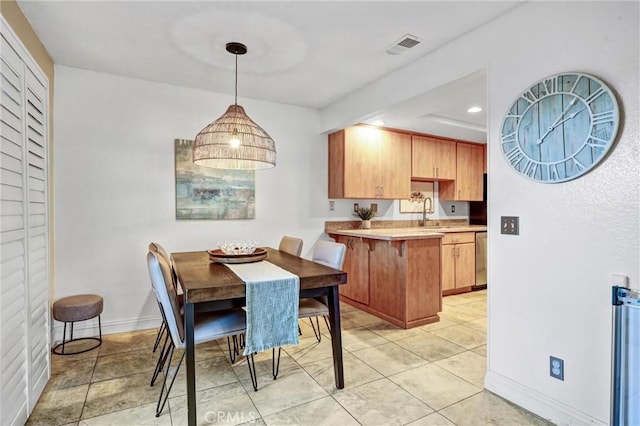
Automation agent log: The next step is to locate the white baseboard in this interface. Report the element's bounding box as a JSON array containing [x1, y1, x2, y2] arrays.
[[484, 371, 606, 426], [51, 315, 162, 345]]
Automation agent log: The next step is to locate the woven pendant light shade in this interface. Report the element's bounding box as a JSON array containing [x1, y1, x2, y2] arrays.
[[193, 41, 276, 170], [193, 104, 276, 169]]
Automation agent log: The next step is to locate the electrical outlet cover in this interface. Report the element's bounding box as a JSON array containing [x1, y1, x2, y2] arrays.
[[550, 356, 564, 381]]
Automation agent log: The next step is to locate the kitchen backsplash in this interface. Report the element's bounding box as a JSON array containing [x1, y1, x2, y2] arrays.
[[324, 218, 469, 232]]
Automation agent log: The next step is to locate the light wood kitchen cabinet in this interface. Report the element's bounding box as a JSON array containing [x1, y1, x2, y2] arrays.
[[328, 126, 411, 199], [441, 232, 476, 295], [411, 135, 456, 180], [334, 236, 370, 305], [439, 142, 484, 201]]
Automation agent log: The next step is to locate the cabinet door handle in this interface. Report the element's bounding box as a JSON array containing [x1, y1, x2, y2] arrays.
[[379, 186, 383, 197]]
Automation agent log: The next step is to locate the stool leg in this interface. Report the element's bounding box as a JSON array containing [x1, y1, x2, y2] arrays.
[[61, 322, 68, 354], [52, 315, 102, 356]]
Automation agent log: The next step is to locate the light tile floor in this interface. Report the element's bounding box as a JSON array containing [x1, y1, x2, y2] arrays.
[[28, 290, 554, 425]]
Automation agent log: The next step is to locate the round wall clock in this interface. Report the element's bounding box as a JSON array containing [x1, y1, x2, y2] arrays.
[[500, 72, 620, 183]]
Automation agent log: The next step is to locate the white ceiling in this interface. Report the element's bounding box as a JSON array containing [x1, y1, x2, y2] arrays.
[[16, 1, 522, 142]]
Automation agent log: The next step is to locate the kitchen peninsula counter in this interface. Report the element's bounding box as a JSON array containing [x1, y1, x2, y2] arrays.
[[328, 225, 487, 241], [327, 224, 487, 328]]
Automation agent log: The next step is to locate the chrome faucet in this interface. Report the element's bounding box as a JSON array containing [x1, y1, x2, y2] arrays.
[[422, 196, 433, 227]]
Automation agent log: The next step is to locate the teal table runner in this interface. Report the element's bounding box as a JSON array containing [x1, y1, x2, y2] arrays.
[[226, 261, 300, 355]]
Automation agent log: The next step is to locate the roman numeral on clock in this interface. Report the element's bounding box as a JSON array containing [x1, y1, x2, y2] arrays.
[[586, 136, 608, 150], [505, 146, 524, 165], [585, 87, 606, 105], [592, 111, 615, 126]]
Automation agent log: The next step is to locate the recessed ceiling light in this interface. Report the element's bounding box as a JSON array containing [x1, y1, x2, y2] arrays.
[[371, 120, 385, 126], [467, 106, 483, 113]]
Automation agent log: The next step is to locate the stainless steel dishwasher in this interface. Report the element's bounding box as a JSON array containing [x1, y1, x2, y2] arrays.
[[474, 232, 487, 289]]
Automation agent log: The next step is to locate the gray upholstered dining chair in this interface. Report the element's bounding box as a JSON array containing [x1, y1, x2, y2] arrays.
[[146, 251, 256, 416], [298, 240, 346, 342], [148, 242, 179, 353], [278, 236, 303, 257]]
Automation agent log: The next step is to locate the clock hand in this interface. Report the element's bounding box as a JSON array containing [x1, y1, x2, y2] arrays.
[[547, 105, 588, 130], [536, 98, 579, 145]]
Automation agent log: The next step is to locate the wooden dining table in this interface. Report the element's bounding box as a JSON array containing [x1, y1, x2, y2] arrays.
[[171, 247, 348, 426]]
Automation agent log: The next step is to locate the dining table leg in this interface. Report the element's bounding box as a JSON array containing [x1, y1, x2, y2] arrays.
[[185, 301, 196, 426], [326, 285, 344, 388]]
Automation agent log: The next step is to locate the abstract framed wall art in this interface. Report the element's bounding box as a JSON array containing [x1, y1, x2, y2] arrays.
[[174, 139, 255, 220]]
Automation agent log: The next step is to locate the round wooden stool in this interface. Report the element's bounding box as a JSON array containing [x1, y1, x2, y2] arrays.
[[52, 294, 103, 355]]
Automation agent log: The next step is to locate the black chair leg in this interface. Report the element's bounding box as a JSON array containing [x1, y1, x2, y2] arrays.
[[156, 345, 184, 417], [150, 332, 171, 386], [227, 335, 240, 364], [309, 317, 322, 342], [153, 321, 166, 353], [272, 347, 282, 380], [247, 353, 258, 391]]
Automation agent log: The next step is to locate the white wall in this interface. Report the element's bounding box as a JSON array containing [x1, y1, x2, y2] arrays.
[[322, 2, 639, 425], [485, 4, 638, 424], [53, 66, 336, 333]]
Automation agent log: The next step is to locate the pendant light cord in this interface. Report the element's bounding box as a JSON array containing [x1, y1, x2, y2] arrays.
[[234, 53, 238, 106]]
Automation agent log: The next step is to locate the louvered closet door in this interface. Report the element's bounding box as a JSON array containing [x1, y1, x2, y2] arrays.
[[25, 66, 49, 410], [0, 20, 49, 426]]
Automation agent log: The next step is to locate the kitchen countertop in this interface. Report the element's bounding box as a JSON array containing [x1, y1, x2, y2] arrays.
[[327, 225, 487, 241]]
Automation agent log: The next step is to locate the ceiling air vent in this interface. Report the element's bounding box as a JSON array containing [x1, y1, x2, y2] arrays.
[[386, 34, 421, 55]]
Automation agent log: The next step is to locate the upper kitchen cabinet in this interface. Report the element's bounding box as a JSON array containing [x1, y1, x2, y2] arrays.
[[328, 126, 411, 199], [440, 142, 484, 201], [411, 135, 456, 181]]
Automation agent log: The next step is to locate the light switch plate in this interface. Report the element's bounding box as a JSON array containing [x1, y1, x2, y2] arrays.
[[501, 216, 519, 235]]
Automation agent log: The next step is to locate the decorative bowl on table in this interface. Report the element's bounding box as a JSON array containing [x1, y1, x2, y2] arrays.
[[208, 241, 266, 264], [216, 240, 259, 255]]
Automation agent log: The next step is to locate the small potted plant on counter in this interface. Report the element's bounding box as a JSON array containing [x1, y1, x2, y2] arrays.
[[353, 206, 377, 229]]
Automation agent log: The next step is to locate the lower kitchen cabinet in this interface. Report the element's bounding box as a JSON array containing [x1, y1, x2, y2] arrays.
[[332, 234, 442, 328], [337, 236, 370, 305], [441, 232, 476, 295]]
